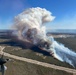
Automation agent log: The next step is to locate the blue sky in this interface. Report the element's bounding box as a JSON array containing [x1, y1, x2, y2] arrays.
[[0, 0, 76, 29]]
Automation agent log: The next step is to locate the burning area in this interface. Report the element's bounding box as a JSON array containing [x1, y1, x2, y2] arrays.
[[1, 7, 76, 68]]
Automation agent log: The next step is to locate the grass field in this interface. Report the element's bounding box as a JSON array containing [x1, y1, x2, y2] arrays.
[[0, 38, 73, 69], [55, 37, 76, 52], [0, 58, 72, 75]]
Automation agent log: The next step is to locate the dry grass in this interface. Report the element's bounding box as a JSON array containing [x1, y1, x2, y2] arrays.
[[0, 59, 72, 75], [0, 38, 73, 69], [55, 37, 76, 51]]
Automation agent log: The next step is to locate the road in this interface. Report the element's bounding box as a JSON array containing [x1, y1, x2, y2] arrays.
[[0, 46, 76, 75]]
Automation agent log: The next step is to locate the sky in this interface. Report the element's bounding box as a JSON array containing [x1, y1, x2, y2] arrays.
[[0, 0, 76, 29]]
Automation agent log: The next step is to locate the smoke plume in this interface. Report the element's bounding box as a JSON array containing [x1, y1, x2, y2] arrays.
[[50, 38, 76, 68], [11, 7, 76, 68], [12, 7, 55, 45]]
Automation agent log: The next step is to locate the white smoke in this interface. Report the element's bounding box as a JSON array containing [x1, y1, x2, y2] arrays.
[[48, 37, 76, 68], [12, 7, 55, 45], [11, 7, 76, 68]]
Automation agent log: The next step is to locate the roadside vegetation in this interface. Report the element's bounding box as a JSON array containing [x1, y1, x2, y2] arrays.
[[0, 59, 71, 75], [55, 37, 76, 52], [0, 38, 74, 69]]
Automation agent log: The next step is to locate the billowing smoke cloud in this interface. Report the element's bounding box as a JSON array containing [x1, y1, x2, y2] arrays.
[[50, 39, 76, 68], [11, 7, 76, 68], [12, 7, 55, 45]]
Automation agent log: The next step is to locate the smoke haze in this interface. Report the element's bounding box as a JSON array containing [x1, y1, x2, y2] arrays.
[[11, 7, 76, 68], [12, 7, 55, 45], [51, 39, 76, 67]]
